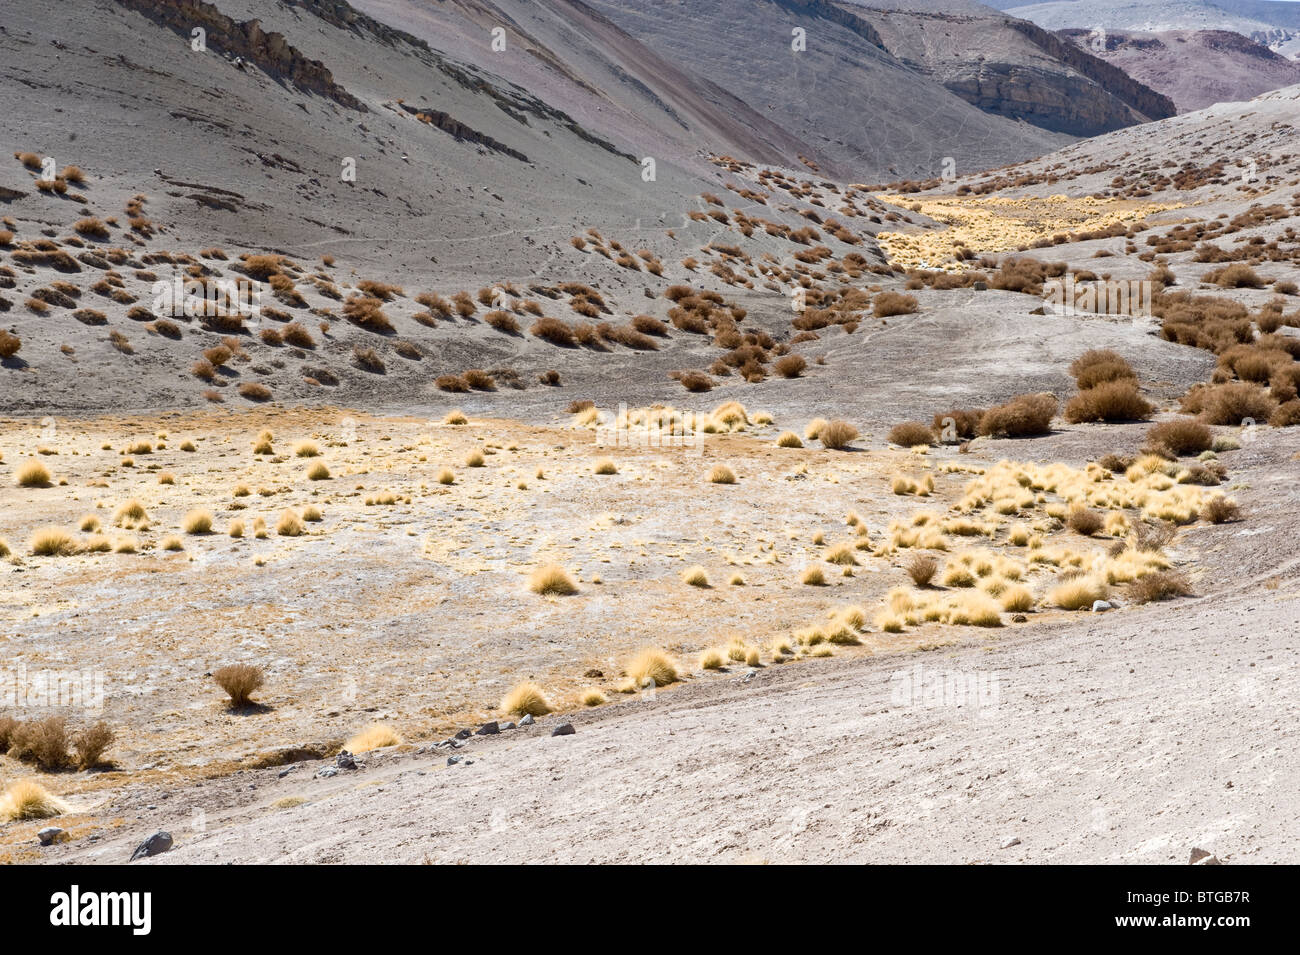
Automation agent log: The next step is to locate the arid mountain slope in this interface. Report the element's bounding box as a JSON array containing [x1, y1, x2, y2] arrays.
[[1001, 0, 1300, 55], [1059, 27, 1300, 111]]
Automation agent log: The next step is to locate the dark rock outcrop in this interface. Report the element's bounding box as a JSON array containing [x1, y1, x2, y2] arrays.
[[113, 0, 365, 110]]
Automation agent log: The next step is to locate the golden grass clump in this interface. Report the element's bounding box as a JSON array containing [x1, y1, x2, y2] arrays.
[[276, 509, 304, 536], [682, 565, 710, 587], [581, 688, 608, 707], [465, 449, 486, 468], [529, 563, 578, 595], [307, 461, 331, 480], [183, 508, 214, 534], [0, 780, 69, 822], [594, 457, 618, 475], [30, 526, 77, 556], [776, 431, 803, 448], [818, 419, 858, 450], [443, 409, 468, 425], [0, 537, 9, 558], [501, 681, 554, 717], [213, 663, 264, 707], [16, 459, 53, 488], [344, 723, 402, 754], [437, 467, 455, 485], [800, 564, 828, 586], [999, 584, 1035, 612], [294, 441, 321, 457], [700, 648, 725, 670], [708, 464, 737, 484], [1049, 575, 1109, 610], [626, 648, 679, 688]]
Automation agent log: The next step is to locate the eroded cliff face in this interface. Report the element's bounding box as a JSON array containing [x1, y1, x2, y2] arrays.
[[944, 63, 1147, 136], [837, 4, 1175, 137], [113, 0, 366, 109]]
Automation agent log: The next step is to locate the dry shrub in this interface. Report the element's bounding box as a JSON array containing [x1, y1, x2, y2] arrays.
[[0, 329, 20, 358], [873, 291, 918, 317], [436, 374, 468, 392], [1066, 506, 1104, 536], [776, 431, 803, 447], [73, 217, 110, 239], [342, 294, 393, 332], [1194, 382, 1276, 425], [1146, 418, 1211, 456], [1070, 349, 1136, 389], [888, 421, 934, 446], [905, 553, 937, 587], [501, 682, 553, 717], [1204, 263, 1264, 288], [352, 346, 385, 374], [932, 408, 983, 440], [72, 721, 114, 769], [531, 317, 577, 346], [463, 368, 495, 390], [485, 310, 520, 334], [819, 419, 858, 449], [676, 370, 715, 393], [529, 563, 578, 595], [1271, 399, 1300, 427], [1202, 497, 1241, 524], [1064, 380, 1153, 423], [282, 322, 315, 348], [979, 393, 1057, 437], [213, 663, 264, 707], [8, 717, 71, 770], [632, 314, 668, 336], [238, 382, 273, 402], [774, 354, 807, 378], [1126, 571, 1192, 604]]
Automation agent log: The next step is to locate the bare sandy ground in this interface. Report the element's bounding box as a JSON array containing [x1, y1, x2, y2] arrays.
[[11, 431, 1293, 865]]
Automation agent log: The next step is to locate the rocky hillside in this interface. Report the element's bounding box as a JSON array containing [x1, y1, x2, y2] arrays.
[[1059, 27, 1300, 111]]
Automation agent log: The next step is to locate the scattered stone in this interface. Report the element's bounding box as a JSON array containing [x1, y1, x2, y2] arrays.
[[335, 751, 358, 770], [447, 755, 462, 766], [583, 669, 603, 679], [519, 714, 535, 726], [1001, 837, 1021, 849], [316, 767, 338, 778], [501, 722, 516, 731], [1092, 600, 1113, 613], [277, 765, 298, 778], [1190, 847, 1222, 865], [551, 723, 575, 736], [973, 281, 988, 291], [1011, 613, 1028, 623], [741, 669, 757, 683], [38, 827, 68, 846], [475, 721, 500, 736], [130, 831, 173, 862], [454, 728, 472, 740]]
